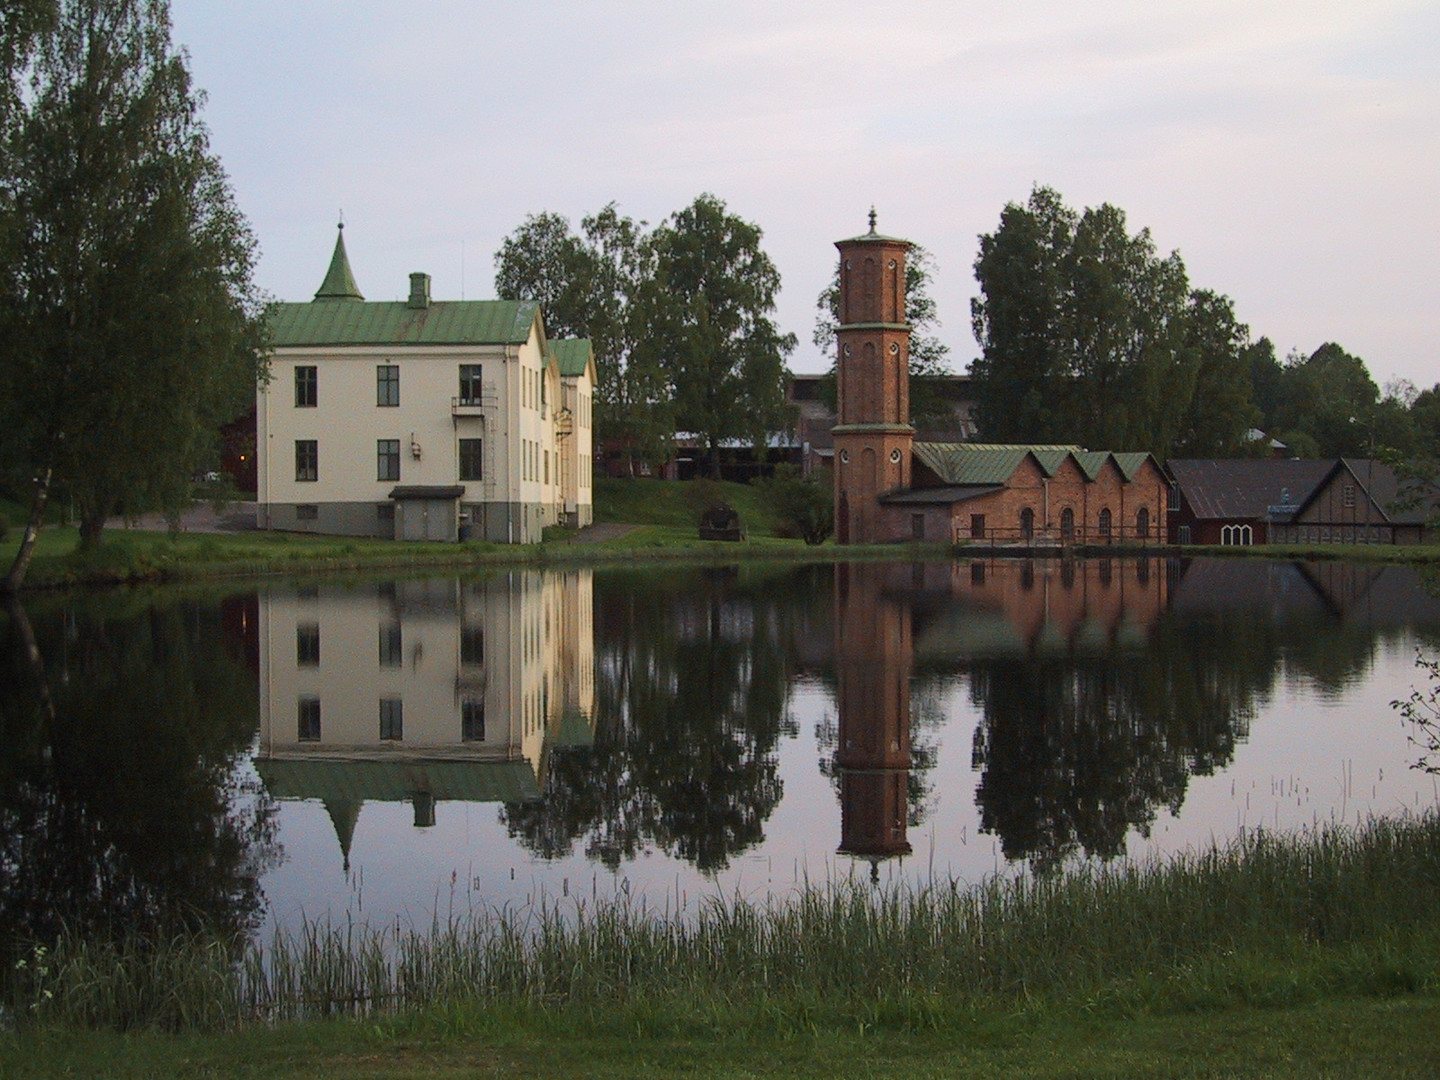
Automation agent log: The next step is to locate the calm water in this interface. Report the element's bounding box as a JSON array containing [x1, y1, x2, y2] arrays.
[[3, 557, 1438, 944]]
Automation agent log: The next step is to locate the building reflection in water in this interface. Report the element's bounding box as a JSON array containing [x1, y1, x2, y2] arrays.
[[830, 556, 1175, 876], [254, 570, 594, 870], [833, 563, 914, 875]]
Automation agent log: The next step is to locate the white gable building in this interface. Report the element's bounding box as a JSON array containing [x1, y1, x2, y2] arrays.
[[257, 227, 594, 543]]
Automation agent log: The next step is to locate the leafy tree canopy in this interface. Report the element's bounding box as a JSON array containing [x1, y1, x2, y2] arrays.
[[0, 0, 266, 588], [969, 186, 1257, 458]]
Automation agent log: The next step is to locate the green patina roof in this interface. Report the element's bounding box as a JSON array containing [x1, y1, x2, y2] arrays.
[[1074, 451, 1111, 481], [1110, 452, 1154, 482], [551, 338, 594, 377], [914, 443, 1082, 486], [270, 298, 542, 347], [255, 756, 540, 803], [314, 226, 364, 301]]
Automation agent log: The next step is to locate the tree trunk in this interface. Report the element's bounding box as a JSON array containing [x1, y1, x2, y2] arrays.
[[78, 509, 106, 550], [3, 466, 52, 594], [5, 596, 57, 724]]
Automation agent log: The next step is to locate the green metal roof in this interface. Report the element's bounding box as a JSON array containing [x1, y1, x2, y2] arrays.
[[913, 443, 1082, 485], [314, 226, 364, 301], [1073, 451, 1110, 481], [550, 338, 594, 377], [255, 756, 540, 803], [1110, 452, 1154, 482], [270, 299, 542, 347]]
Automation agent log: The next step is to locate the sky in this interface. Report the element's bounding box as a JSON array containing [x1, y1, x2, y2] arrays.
[[170, 0, 1439, 389]]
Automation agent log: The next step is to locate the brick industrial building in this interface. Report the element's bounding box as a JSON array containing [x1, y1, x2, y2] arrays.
[[829, 213, 1169, 546]]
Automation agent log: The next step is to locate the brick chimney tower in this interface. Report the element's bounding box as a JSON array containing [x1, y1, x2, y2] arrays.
[[833, 209, 912, 544]]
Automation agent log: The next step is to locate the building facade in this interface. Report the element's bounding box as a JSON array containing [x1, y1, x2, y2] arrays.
[[257, 226, 594, 543], [1168, 458, 1433, 545], [830, 213, 1169, 547]]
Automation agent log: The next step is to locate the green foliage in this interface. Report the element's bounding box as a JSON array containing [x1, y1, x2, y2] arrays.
[[970, 186, 1259, 458], [3, 814, 1436, 1034], [1268, 343, 1383, 457], [759, 465, 833, 544], [0, 0, 267, 568], [1391, 649, 1440, 773], [632, 194, 796, 477], [494, 205, 673, 469]]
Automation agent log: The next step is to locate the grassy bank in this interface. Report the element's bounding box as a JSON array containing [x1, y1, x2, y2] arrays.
[[6, 477, 1440, 591], [3, 815, 1438, 1075]]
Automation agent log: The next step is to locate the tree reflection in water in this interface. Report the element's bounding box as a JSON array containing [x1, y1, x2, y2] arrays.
[[503, 565, 828, 873], [0, 594, 278, 946]]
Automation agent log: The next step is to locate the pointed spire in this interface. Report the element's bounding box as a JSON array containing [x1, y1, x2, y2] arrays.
[[867, 206, 877, 235], [323, 797, 361, 874], [314, 220, 364, 301]]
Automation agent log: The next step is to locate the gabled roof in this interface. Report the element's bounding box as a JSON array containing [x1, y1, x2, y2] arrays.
[[550, 338, 594, 378], [270, 299, 543, 347], [1293, 458, 1431, 526], [913, 443, 1081, 486], [1167, 459, 1335, 521], [314, 226, 364, 301]]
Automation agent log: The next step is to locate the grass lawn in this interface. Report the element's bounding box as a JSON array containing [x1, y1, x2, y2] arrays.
[[4, 994, 1437, 1078]]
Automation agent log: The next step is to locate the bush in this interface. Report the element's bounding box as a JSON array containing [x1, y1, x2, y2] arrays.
[[760, 466, 833, 545]]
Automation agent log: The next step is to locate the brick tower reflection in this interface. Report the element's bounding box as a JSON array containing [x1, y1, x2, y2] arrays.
[[834, 563, 912, 876]]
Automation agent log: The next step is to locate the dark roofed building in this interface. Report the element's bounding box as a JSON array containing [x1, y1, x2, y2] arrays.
[[1168, 458, 1436, 546]]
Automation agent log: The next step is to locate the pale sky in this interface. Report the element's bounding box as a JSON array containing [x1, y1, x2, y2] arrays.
[[171, 1, 1439, 388]]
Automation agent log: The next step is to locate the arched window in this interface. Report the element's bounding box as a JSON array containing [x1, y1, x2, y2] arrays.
[[1136, 507, 1150, 541], [1060, 507, 1075, 541], [1098, 508, 1112, 541], [1020, 507, 1034, 540]]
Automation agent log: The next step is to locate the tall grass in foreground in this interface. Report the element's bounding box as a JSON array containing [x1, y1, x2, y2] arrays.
[[5, 815, 1439, 1033]]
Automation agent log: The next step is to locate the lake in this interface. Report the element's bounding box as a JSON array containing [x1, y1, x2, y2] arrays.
[[2, 556, 1438, 945]]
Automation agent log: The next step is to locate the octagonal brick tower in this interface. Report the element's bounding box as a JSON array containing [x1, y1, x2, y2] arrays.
[[833, 210, 912, 545]]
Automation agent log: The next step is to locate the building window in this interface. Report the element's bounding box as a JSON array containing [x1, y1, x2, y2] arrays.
[[296, 503, 318, 521], [377, 365, 399, 407], [1343, 484, 1356, 509], [294, 366, 317, 408], [544, 450, 550, 486], [1098, 508, 1112, 540], [378, 439, 400, 482], [459, 438, 483, 482], [970, 514, 986, 540], [296, 623, 320, 667], [295, 440, 317, 481], [462, 698, 485, 742], [459, 364, 483, 405], [1136, 507, 1150, 541], [297, 697, 321, 742], [379, 623, 402, 667], [379, 697, 403, 741], [461, 625, 484, 666], [1020, 507, 1034, 540], [1060, 507, 1075, 541]]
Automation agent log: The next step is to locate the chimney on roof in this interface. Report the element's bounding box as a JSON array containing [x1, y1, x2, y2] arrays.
[[408, 272, 431, 309]]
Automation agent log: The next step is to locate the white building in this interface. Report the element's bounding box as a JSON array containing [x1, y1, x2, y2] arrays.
[[254, 571, 596, 853], [257, 226, 595, 543]]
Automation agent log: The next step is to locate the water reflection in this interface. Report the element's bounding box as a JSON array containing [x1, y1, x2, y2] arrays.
[[502, 565, 823, 873], [254, 571, 596, 870], [4, 556, 1438, 942], [0, 594, 276, 944]]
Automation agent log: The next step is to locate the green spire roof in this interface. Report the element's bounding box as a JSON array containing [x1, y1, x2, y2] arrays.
[[314, 224, 364, 301]]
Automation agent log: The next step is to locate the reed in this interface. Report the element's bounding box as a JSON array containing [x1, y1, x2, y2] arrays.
[[6, 814, 1438, 1033]]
